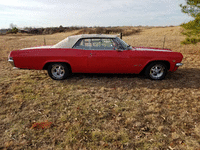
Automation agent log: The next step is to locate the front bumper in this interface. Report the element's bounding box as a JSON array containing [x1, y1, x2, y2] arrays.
[[175, 63, 183, 67], [8, 57, 15, 67]]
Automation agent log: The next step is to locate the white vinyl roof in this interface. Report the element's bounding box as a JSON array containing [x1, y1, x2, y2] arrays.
[[52, 34, 118, 48]]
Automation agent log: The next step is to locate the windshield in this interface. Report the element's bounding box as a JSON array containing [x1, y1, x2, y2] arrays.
[[115, 37, 132, 50]]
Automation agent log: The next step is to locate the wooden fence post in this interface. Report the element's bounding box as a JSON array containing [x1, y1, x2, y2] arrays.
[[120, 33, 122, 39], [163, 35, 166, 49], [44, 37, 46, 46]]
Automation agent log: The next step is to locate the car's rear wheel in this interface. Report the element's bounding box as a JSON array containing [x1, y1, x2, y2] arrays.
[[145, 62, 167, 80], [48, 63, 69, 80]]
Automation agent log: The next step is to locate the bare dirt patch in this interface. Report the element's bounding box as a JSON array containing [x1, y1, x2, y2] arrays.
[[0, 26, 200, 149]]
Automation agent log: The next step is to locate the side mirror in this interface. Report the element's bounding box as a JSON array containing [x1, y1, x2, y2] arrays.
[[116, 45, 123, 52]]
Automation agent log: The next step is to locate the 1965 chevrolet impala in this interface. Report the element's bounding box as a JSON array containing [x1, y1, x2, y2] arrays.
[[8, 34, 183, 80]]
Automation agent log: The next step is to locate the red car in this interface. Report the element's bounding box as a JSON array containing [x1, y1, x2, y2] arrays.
[[8, 34, 183, 80]]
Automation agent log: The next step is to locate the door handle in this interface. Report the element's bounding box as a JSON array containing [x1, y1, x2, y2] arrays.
[[90, 53, 92, 56]]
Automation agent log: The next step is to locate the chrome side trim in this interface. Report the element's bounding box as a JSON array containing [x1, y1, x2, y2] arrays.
[[176, 63, 183, 67]]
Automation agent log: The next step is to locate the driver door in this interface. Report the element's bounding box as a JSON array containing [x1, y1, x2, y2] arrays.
[[87, 38, 129, 73]]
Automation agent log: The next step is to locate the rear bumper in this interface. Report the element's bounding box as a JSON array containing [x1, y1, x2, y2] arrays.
[[13, 67, 20, 69]]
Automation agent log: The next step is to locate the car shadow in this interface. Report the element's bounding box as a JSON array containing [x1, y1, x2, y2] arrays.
[[63, 68, 200, 89]]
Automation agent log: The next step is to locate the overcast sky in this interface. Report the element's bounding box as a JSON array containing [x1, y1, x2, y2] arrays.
[[0, 0, 193, 29]]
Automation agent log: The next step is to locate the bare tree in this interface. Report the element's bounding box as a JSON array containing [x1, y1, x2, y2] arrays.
[[9, 23, 17, 29]]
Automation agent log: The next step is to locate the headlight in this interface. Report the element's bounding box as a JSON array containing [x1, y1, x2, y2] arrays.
[[8, 57, 13, 62], [8, 57, 15, 67]]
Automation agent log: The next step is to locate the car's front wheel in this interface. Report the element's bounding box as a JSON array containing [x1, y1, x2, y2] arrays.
[[145, 62, 167, 80], [48, 63, 69, 80]]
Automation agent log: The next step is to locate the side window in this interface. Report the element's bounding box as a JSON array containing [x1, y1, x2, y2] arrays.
[[91, 39, 101, 48], [90, 38, 115, 50], [73, 39, 84, 49], [73, 38, 119, 50], [73, 39, 92, 49], [84, 39, 92, 47], [101, 39, 114, 50]]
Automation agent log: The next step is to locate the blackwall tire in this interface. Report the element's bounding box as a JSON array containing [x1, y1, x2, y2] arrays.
[[47, 63, 69, 80], [145, 62, 167, 80]]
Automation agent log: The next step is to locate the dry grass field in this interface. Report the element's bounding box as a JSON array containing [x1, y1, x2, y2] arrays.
[[0, 26, 200, 150]]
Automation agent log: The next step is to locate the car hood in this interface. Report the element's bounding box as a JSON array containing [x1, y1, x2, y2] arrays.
[[20, 45, 52, 50], [134, 47, 172, 52]]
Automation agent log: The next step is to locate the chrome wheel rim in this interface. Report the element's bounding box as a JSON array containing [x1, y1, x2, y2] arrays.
[[150, 64, 164, 79], [51, 65, 65, 79]]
